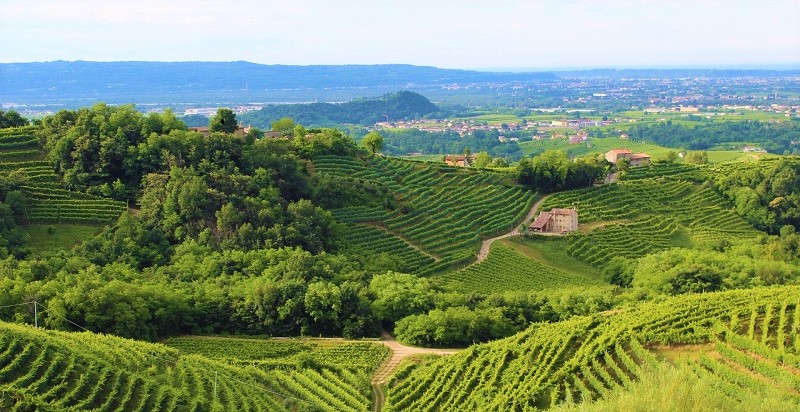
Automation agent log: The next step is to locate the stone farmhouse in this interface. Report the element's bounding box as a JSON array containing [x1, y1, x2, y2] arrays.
[[605, 149, 651, 167], [529, 208, 578, 234], [443, 154, 477, 167]]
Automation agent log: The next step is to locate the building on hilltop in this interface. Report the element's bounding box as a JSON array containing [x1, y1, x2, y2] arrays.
[[443, 154, 477, 167], [605, 148, 651, 167], [529, 208, 578, 234]]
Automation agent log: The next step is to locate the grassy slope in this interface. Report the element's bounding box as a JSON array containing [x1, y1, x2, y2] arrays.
[[435, 241, 604, 293], [24, 223, 103, 252]]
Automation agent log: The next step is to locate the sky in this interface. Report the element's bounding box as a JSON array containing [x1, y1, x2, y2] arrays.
[[2, 0, 799, 70]]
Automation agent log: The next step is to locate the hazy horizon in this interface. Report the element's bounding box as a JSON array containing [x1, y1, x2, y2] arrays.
[[2, 1, 799, 70]]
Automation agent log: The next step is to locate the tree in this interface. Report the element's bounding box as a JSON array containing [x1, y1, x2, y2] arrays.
[[271, 117, 296, 137], [362, 131, 384, 154], [0, 110, 28, 128], [665, 151, 678, 163], [474, 151, 492, 168], [685, 151, 708, 165], [209, 108, 237, 133]]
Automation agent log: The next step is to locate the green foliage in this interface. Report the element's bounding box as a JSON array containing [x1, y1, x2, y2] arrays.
[[632, 248, 800, 294], [369, 272, 434, 324], [386, 286, 800, 411], [0, 110, 29, 128], [394, 306, 516, 347], [239, 91, 441, 127], [314, 154, 537, 272], [164, 336, 389, 372], [0, 320, 373, 411], [439, 242, 602, 293], [515, 150, 607, 192], [271, 117, 296, 136], [711, 157, 800, 233], [627, 120, 800, 154], [209, 107, 237, 133], [685, 150, 709, 165], [361, 131, 384, 154]]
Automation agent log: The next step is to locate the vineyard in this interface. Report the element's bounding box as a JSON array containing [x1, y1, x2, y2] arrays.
[[0, 127, 126, 225], [0, 322, 385, 411], [314, 155, 537, 274], [437, 242, 603, 293], [541, 175, 763, 267], [385, 286, 800, 411]]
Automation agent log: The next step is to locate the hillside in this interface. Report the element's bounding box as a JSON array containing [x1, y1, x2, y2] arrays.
[[0, 321, 386, 411], [386, 286, 800, 411], [239, 91, 441, 127], [0, 126, 126, 223], [313, 154, 537, 274]]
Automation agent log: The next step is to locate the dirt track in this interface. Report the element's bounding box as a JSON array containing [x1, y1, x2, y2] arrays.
[[475, 194, 551, 263], [371, 330, 460, 411]]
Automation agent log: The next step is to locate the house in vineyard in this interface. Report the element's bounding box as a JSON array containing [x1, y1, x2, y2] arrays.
[[443, 154, 477, 167], [605, 148, 651, 167], [529, 208, 578, 234]]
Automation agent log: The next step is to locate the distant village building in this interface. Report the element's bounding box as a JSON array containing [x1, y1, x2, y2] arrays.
[[742, 146, 767, 153], [529, 208, 578, 234], [605, 149, 651, 167], [569, 132, 588, 145], [443, 154, 477, 167]]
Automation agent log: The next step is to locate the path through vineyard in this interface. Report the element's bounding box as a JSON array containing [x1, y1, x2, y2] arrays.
[[371, 330, 460, 411], [475, 194, 551, 263]]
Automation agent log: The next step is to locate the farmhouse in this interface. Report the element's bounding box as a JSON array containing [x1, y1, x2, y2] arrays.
[[529, 208, 578, 234], [605, 149, 651, 167], [443, 154, 477, 167]]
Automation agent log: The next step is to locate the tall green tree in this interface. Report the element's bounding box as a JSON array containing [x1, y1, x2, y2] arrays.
[[362, 131, 384, 154], [271, 117, 296, 137], [209, 108, 237, 133]]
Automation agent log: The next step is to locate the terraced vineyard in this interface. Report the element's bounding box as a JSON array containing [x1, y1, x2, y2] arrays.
[[314, 155, 538, 274], [0, 322, 379, 411], [0, 127, 126, 225], [340, 223, 435, 273], [386, 286, 800, 411], [541, 177, 762, 267], [438, 242, 603, 293], [0, 126, 40, 161], [165, 335, 389, 371]]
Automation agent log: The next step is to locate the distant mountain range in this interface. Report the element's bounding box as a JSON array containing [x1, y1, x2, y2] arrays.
[[2, 61, 797, 107], [0, 61, 557, 105]]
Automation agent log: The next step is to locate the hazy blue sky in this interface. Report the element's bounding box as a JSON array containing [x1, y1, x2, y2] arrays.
[[2, 0, 799, 70]]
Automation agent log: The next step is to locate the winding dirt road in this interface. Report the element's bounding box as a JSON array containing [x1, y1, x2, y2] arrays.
[[475, 194, 551, 263], [371, 330, 460, 411]]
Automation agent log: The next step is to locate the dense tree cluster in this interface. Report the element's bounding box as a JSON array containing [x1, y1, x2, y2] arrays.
[[514, 150, 608, 192], [0, 110, 28, 129], [367, 128, 524, 159], [712, 159, 800, 233], [623, 120, 800, 154], [239, 91, 442, 128]]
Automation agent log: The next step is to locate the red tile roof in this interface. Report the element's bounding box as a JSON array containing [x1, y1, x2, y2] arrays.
[[530, 211, 552, 229]]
